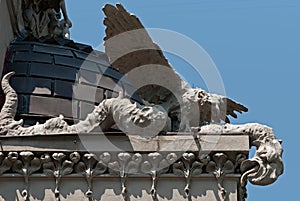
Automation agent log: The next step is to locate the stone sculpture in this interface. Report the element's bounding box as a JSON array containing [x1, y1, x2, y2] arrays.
[[102, 4, 248, 131], [8, 0, 72, 38], [0, 3, 283, 201]]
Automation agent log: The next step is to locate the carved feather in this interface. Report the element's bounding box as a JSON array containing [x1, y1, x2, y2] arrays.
[[102, 4, 248, 127], [103, 4, 171, 74]]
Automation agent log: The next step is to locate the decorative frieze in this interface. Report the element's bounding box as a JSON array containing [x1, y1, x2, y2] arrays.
[[0, 151, 249, 201]]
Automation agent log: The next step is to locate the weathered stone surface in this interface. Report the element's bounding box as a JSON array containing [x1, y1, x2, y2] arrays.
[[0, 133, 248, 153], [129, 135, 249, 152], [0, 71, 284, 201]]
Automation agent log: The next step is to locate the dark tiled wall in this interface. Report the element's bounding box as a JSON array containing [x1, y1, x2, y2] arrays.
[[2, 41, 138, 125]]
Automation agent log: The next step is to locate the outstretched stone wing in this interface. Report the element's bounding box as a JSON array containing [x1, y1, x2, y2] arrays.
[[103, 4, 248, 126], [103, 4, 187, 118], [103, 4, 172, 74]]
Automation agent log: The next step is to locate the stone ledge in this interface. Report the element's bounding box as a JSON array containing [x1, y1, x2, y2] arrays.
[[0, 133, 249, 152]]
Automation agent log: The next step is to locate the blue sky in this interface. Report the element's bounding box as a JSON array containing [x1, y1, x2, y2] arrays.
[[67, 0, 299, 200]]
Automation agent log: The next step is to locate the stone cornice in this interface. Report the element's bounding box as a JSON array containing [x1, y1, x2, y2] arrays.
[[0, 151, 246, 201]]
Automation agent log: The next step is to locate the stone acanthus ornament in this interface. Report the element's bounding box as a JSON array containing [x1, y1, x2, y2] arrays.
[[11, 152, 41, 201], [42, 152, 80, 201], [206, 153, 235, 201], [173, 153, 209, 197], [141, 152, 178, 198], [7, 0, 72, 39], [108, 152, 142, 201], [74, 152, 111, 199]]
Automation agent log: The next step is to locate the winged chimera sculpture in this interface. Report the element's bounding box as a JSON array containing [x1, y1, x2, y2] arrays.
[[0, 4, 283, 188]]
